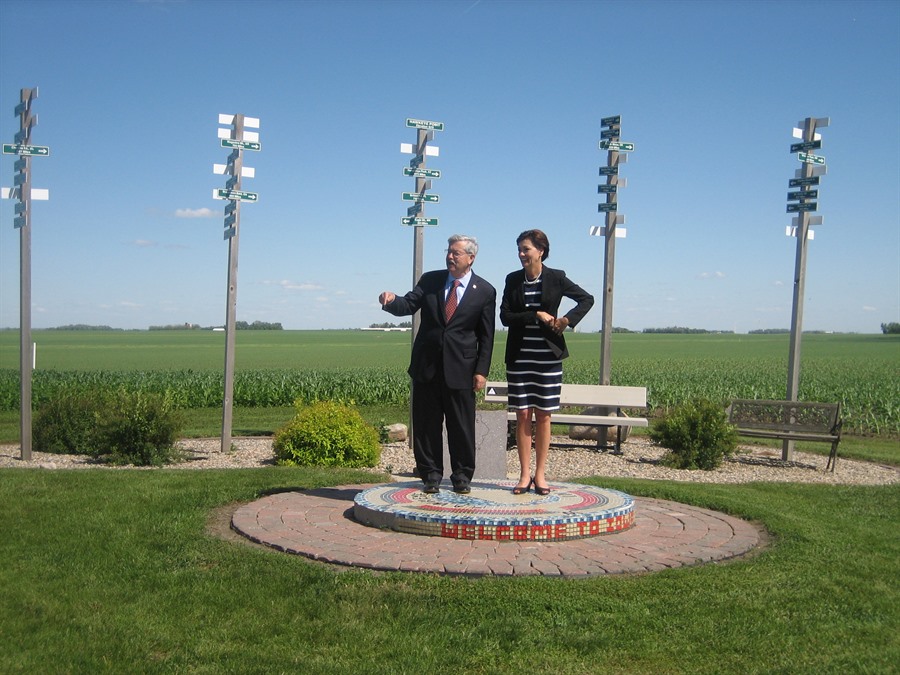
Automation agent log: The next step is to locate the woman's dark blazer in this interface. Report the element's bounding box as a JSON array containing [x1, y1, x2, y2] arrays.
[[499, 266, 594, 367]]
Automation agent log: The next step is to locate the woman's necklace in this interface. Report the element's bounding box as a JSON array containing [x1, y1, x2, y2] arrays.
[[524, 268, 542, 284]]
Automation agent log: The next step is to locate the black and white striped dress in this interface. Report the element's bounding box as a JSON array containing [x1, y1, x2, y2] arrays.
[[506, 277, 562, 411]]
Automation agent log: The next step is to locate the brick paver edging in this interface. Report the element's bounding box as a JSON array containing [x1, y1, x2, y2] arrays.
[[230, 484, 765, 577]]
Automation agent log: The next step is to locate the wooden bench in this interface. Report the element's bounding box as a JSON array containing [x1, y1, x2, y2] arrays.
[[726, 399, 843, 472], [483, 382, 648, 454]]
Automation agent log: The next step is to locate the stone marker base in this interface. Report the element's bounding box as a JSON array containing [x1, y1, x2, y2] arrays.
[[353, 480, 634, 542]]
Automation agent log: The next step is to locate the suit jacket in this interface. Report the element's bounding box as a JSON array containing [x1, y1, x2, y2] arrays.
[[384, 270, 496, 389], [500, 266, 594, 366]]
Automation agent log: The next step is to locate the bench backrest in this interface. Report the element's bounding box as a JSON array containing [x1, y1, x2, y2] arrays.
[[484, 382, 647, 408], [727, 399, 841, 434]]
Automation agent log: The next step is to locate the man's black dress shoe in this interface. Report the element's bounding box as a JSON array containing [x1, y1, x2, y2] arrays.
[[422, 482, 440, 494], [453, 484, 471, 495]]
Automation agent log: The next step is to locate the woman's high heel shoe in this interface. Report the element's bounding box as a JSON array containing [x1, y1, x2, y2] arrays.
[[533, 481, 551, 496], [512, 478, 533, 495]]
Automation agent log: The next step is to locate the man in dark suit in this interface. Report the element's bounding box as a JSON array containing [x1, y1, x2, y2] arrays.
[[379, 234, 496, 494]]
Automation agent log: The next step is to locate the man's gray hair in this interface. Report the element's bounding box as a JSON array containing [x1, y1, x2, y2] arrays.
[[448, 234, 478, 256]]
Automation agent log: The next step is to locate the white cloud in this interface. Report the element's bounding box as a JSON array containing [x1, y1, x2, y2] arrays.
[[133, 239, 156, 247], [175, 207, 216, 218], [260, 279, 324, 292], [698, 271, 726, 280], [862, 305, 877, 312]]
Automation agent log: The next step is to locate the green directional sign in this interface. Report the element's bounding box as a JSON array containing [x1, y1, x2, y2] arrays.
[[789, 176, 820, 188], [787, 189, 818, 201], [403, 167, 441, 178], [787, 202, 817, 213], [601, 115, 621, 127], [221, 138, 261, 151], [598, 203, 618, 212], [599, 166, 618, 176], [215, 188, 258, 202], [599, 140, 635, 152], [401, 217, 439, 226], [402, 192, 439, 203], [598, 185, 617, 194], [798, 152, 825, 165], [406, 118, 444, 132], [2, 143, 50, 156], [790, 139, 822, 153]]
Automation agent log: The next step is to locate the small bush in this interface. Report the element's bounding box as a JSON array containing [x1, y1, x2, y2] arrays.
[[274, 400, 381, 468], [650, 399, 738, 470], [102, 391, 183, 466], [33, 392, 109, 455], [33, 390, 183, 466]]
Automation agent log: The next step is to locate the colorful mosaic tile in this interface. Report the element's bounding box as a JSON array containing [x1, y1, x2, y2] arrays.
[[353, 480, 635, 541]]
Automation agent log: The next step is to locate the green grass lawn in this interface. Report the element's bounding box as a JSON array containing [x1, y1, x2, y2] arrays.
[[0, 468, 897, 673]]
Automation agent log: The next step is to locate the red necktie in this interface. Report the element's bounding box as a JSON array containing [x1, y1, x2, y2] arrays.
[[445, 279, 461, 321]]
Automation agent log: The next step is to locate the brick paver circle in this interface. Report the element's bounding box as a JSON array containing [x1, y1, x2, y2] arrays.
[[231, 481, 763, 577]]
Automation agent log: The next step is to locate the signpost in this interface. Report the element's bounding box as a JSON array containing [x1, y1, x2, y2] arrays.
[[783, 116, 829, 461], [1, 88, 49, 461], [399, 117, 443, 447], [214, 113, 260, 453], [594, 114, 632, 451]]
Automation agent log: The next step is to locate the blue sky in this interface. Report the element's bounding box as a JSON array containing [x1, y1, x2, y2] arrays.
[[1, 0, 897, 334]]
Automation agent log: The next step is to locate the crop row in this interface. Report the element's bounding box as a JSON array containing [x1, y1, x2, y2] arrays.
[[0, 361, 897, 436]]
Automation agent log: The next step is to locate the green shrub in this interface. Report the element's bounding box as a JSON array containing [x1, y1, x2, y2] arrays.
[[649, 398, 738, 470], [102, 391, 183, 466], [33, 390, 183, 466], [274, 400, 381, 468], [33, 392, 108, 455]]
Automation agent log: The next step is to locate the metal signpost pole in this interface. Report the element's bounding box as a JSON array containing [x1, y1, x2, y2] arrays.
[[783, 116, 828, 461], [214, 114, 260, 453], [594, 116, 632, 450], [400, 118, 443, 448], [2, 88, 50, 461]]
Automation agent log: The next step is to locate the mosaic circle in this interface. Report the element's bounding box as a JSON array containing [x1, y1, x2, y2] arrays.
[[353, 480, 635, 541]]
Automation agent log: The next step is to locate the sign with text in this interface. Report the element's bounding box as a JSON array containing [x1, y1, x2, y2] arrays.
[[214, 188, 258, 202], [221, 138, 261, 152], [787, 201, 817, 213], [2, 143, 50, 156], [406, 118, 444, 132], [798, 152, 825, 165], [599, 140, 635, 152], [401, 217, 439, 226], [403, 167, 441, 178], [402, 192, 439, 203]]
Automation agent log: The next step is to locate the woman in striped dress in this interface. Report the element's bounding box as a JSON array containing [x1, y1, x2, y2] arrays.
[[500, 230, 594, 495]]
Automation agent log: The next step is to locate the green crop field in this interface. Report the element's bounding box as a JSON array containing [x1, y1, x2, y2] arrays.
[[0, 330, 898, 435]]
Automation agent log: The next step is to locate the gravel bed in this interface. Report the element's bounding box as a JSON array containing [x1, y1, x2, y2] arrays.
[[1, 436, 897, 485]]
